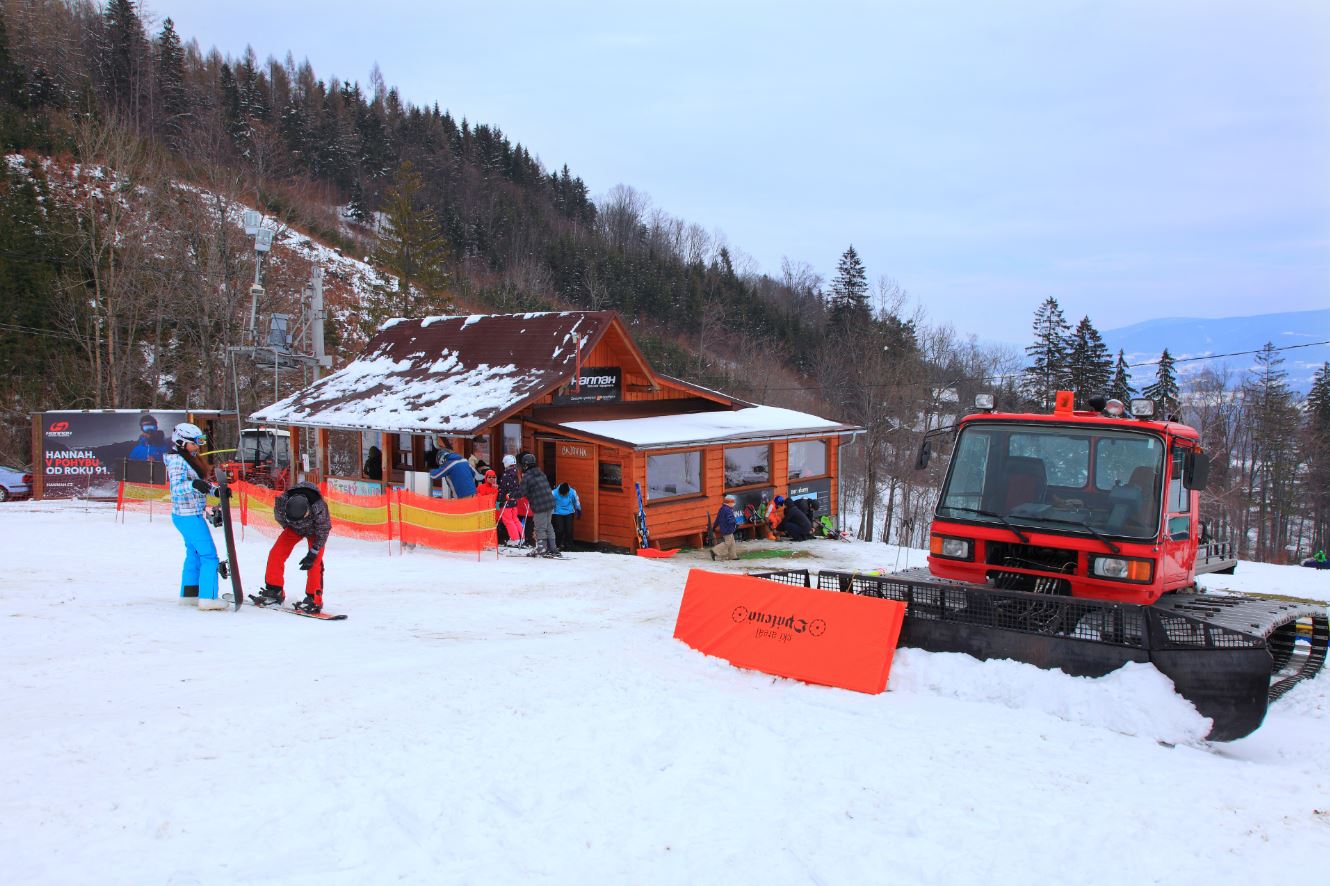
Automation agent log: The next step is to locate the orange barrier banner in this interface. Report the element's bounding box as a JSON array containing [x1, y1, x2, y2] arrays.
[[672, 569, 906, 694], [395, 488, 498, 555]]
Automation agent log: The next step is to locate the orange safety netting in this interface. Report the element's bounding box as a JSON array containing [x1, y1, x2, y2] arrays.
[[394, 488, 498, 555], [118, 479, 498, 558]]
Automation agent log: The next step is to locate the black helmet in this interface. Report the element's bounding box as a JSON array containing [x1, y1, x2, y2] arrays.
[[520, 453, 537, 470], [286, 494, 310, 520]]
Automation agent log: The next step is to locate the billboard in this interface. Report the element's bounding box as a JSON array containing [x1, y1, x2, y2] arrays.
[[787, 477, 833, 517], [39, 411, 214, 499]]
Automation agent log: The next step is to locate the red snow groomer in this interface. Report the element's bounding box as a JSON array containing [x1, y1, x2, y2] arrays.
[[761, 391, 1327, 741]]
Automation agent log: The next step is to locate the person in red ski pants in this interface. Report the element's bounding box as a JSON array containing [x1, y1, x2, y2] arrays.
[[250, 481, 332, 613]]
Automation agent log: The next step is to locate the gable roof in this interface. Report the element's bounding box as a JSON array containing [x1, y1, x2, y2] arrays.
[[251, 311, 622, 435]]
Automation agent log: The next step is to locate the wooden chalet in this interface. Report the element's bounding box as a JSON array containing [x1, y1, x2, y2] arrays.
[[252, 311, 860, 550]]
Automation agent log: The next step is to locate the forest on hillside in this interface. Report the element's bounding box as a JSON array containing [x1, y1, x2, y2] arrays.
[[0, 1, 1324, 558]]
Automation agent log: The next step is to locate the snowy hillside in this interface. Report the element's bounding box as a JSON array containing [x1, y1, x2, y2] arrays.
[[2, 501, 1328, 884], [1101, 308, 1330, 393]]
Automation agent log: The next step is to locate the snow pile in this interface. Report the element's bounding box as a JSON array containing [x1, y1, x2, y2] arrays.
[[890, 653, 1213, 744], [562, 405, 848, 447]]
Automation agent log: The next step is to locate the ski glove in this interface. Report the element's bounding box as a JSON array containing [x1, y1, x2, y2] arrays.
[[298, 551, 318, 570], [191, 478, 211, 495], [575, 509, 582, 518]]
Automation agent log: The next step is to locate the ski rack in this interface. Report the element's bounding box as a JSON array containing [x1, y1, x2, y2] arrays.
[[748, 566, 1328, 742]]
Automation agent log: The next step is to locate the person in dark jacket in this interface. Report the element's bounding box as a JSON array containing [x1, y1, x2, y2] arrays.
[[779, 494, 814, 541], [430, 446, 477, 498], [709, 494, 739, 561], [519, 452, 559, 558], [363, 446, 383, 481], [252, 481, 333, 613], [496, 454, 526, 546]]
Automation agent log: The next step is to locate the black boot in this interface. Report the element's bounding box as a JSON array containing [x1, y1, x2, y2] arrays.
[[293, 594, 321, 614], [248, 584, 285, 607]]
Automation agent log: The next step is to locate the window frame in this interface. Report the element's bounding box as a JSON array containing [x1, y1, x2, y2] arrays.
[[645, 449, 704, 503], [787, 439, 829, 481], [723, 443, 772, 490]]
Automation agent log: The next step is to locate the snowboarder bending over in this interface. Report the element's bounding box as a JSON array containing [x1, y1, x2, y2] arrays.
[[519, 452, 560, 558], [252, 482, 332, 613], [164, 422, 228, 610]]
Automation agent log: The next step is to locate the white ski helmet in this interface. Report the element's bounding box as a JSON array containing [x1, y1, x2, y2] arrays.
[[172, 422, 206, 447], [502, 454, 517, 468]]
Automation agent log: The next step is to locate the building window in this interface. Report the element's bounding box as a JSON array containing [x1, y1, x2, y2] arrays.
[[392, 432, 414, 471], [646, 451, 702, 501], [599, 462, 622, 489], [502, 423, 522, 458], [326, 430, 361, 478], [788, 440, 827, 480], [724, 444, 770, 488]]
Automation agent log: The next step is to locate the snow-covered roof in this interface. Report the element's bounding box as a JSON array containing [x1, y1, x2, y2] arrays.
[[251, 312, 616, 434], [556, 405, 858, 450]]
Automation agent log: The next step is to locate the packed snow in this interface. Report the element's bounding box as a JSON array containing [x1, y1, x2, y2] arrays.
[[561, 405, 849, 448], [1, 501, 1327, 884]]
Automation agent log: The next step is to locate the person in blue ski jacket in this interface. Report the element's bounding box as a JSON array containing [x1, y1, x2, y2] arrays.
[[163, 422, 228, 610], [429, 445, 477, 498], [551, 481, 582, 553], [129, 414, 170, 462], [709, 493, 739, 561]]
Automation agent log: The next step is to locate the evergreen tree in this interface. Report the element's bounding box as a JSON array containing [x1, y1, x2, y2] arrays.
[[365, 160, 450, 331], [1142, 348, 1179, 416], [1066, 315, 1112, 407], [1108, 349, 1135, 404], [827, 245, 870, 328], [1243, 343, 1299, 560], [1304, 362, 1330, 554], [155, 18, 188, 147], [1021, 296, 1070, 410], [98, 0, 146, 121]]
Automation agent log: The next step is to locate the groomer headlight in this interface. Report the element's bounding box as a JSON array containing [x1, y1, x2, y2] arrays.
[[1091, 555, 1153, 582], [974, 393, 995, 410], [1130, 398, 1156, 418], [930, 534, 973, 561], [1104, 398, 1125, 417]]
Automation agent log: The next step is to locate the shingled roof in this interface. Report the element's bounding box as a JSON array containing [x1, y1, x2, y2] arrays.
[[251, 311, 621, 435]]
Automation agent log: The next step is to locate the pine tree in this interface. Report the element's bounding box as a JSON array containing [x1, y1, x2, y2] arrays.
[[827, 245, 870, 329], [1243, 343, 1298, 560], [1304, 362, 1330, 554], [1066, 316, 1112, 407], [98, 0, 146, 122], [365, 160, 450, 331], [1021, 296, 1070, 410], [155, 18, 188, 147], [1108, 349, 1135, 404], [1142, 348, 1179, 416]]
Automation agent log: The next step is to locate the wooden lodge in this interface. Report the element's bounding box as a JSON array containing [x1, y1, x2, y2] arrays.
[[252, 311, 861, 550]]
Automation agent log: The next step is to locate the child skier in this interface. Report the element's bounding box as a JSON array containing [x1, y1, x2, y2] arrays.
[[519, 452, 559, 558], [496, 454, 526, 547], [164, 422, 228, 610], [708, 494, 739, 561], [251, 481, 332, 613]]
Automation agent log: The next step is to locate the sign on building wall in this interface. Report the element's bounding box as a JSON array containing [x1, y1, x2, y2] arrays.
[[552, 367, 621, 405], [788, 477, 833, 516], [39, 411, 192, 498], [557, 442, 592, 459]]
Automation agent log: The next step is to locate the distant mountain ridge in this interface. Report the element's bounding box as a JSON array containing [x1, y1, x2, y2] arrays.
[[1100, 308, 1330, 394]]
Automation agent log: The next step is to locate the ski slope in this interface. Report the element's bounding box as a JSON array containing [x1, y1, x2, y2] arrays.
[[1, 501, 1327, 885]]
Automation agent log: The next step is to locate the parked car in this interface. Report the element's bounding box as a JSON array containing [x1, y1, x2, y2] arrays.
[[0, 465, 33, 501]]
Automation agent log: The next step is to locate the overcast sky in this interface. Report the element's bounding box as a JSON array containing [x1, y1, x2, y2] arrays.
[[148, 0, 1330, 345]]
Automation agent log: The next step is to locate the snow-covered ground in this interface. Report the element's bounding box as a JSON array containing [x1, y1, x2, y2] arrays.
[[2, 501, 1327, 885]]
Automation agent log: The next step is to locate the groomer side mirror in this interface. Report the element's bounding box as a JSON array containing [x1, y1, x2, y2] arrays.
[[915, 440, 932, 471], [1183, 451, 1210, 491]]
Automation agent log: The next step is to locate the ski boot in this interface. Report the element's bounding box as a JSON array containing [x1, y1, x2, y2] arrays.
[[526, 544, 545, 558], [293, 594, 322, 615], [542, 548, 564, 559], [248, 584, 285, 608]]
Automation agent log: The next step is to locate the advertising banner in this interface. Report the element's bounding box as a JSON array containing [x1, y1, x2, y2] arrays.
[[673, 569, 906, 694], [40, 411, 193, 499], [551, 367, 621, 405], [787, 477, 832, 517]]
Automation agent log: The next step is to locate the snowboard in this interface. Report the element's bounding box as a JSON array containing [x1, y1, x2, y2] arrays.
[[246, 597, 348, 620], [703, 510, 714, 548], [214, 466, 243, 611]]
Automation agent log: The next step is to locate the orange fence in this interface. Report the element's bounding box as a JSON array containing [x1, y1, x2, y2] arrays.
[[116, 480, 498, 558]]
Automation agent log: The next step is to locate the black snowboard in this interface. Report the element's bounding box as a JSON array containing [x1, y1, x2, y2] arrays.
[[214, 466, 243, 611]]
